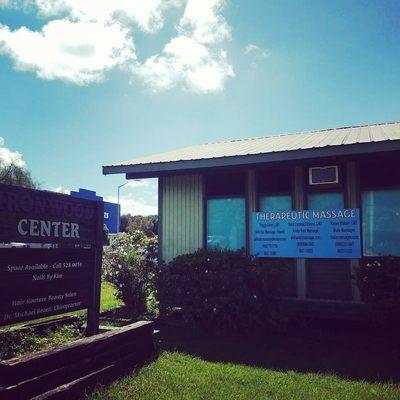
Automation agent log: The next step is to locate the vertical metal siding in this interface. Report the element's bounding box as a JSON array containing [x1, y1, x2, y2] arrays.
[[157, 178, 163, 263], [161, 174, 204, 262], [246, 170, 256, 255]]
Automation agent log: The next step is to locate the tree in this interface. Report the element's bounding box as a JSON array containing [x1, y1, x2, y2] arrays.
[[103, 224, 110, 246], [0, 162, 37, 188], [120, 214, 158, 237], [119, 213, 133, 233]]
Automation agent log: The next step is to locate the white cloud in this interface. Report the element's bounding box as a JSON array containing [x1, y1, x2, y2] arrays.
[[0, 0, 234, 92], [105, 193, 157, 216], [0, 137, 26, 167], [105, 178, 157, 215], [125, 180, 149, 188], [27, 0, 183, 33], [0, 0, 18, 6], [244, 44, 270, 59], [0, 19, 135, 85], [132, 0, 234, 93], [134, 36, 233, 92], [179, 0, 230, 44], [52, 186, 70, 194]]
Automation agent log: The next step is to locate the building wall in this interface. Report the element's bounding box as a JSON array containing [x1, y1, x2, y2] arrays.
[[159, 163, 358, 303], [159, 157, 400, 306], [160, 174, 204, 262]]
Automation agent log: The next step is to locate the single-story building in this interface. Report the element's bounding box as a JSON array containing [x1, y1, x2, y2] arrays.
[[103, 121, 400, 318]]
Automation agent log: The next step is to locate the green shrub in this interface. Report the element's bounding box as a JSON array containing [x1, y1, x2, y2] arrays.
[[0, 322, 83, 361], [157, 250, 287, 331], [103, 232, 159, 319], [356, 256, 400, 325]]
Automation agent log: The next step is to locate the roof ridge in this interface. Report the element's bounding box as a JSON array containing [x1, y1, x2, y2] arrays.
[[200, 120, 400, 147]]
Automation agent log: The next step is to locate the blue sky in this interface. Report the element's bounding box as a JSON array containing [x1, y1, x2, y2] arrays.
[[0, 0, 399, 215]]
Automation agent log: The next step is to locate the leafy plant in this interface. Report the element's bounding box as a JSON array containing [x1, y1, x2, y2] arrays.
[[356, 256, 400, 325], [103, 232, 158, 319], [0, 322, 83, 361], [157, 250, 286, 331]]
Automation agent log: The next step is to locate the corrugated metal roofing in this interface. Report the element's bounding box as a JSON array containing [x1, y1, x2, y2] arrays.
[[105, 122, 400, 173]]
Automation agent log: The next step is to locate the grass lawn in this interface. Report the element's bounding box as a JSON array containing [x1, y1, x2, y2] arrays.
[[100, 281, 122, 311], [88, 351, 400, 400], [87, 322, 400, 400]]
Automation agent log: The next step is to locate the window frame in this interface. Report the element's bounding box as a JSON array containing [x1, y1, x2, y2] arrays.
[[360, 184, 400, 192]]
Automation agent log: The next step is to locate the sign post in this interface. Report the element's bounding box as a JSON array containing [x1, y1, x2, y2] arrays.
[[87, 202, 104, 336], [0, 183, 103, 335]]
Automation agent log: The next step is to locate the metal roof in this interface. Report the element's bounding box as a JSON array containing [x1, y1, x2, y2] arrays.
[[103, 121, 400, 177]]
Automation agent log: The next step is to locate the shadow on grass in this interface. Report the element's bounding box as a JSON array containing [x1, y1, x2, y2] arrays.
[[156, 319, 400, 384]]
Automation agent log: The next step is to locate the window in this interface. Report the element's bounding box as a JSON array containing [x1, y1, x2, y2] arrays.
[[207, 198, 246, 251], [259, 195, 292, 212], [205, 172, 246, 251], [258, 194, 296, 296], [306, 191, 349, 300], [307, 192, 344, 210], [362, 190, 400, 256]]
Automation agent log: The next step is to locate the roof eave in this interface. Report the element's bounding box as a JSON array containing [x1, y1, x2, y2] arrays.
[[102, 140, 400, 179]]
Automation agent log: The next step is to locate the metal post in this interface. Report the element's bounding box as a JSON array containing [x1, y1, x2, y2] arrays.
[[117, 182, 128, 233]]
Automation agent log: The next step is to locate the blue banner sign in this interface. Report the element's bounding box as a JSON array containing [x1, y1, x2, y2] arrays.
[[252, 208, 361, 259]]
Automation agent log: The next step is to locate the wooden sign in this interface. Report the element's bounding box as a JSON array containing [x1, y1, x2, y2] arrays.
[[0, 184, 103, 334], [0, 183, 99, 245], [0, 284, 91, 325], [0, 248, 93, 286]]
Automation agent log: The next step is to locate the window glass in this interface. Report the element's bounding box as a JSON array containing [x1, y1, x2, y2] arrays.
[[207, 198, 246, 251], [362, 190, 400, 256], [259, 195, 292, 212], [307, 192, 344, 210]]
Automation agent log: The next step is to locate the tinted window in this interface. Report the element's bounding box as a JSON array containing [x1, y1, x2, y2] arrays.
[[207, 198, 246, 251], [362, 190, 400, 256], [307, 192, 344, 210], [259, 195, 292, 212]]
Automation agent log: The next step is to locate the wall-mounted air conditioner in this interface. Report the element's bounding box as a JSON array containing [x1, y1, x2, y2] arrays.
[[309, 165, 339, 185]]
